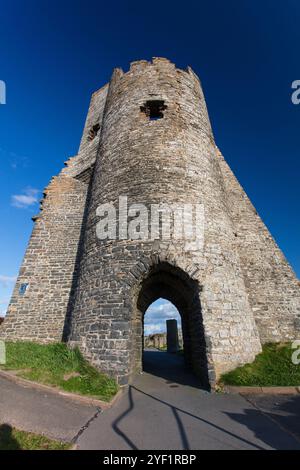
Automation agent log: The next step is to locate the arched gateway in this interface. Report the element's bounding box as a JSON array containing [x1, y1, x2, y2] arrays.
[[134, 262, 209, 388], [1, 58, 299, 388]]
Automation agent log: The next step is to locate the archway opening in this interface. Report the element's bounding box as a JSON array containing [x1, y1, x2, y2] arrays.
[[143, 298, 186, 381], [144, 298, 182, 351], [133, 262, 210, 389]]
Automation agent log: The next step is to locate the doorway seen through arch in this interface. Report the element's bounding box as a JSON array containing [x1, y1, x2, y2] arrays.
[[143, 297, 188, 382], [144, 298, 182, 352]]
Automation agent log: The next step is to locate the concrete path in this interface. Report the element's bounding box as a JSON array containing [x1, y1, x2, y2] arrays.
[[0, 375, 98, 442], [77, 350, 300, 450], [1, 350, 300, 449]]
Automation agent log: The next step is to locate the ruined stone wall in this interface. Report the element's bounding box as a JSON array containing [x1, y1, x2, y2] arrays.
[[61, 84, 108, 182], [144, 331, 183, 350], [217, 148, 300, 343], [68, 58, 261, 385], [0, 85, 108, 342], [0, 176, 88, 342], [144, 333, 167, 350]]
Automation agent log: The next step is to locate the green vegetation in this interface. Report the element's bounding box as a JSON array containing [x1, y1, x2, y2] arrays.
[[155, 345, 184, 354], [0, 424, 71, 450], [221, 342, 300, 386], [0, 341, 118, 401]]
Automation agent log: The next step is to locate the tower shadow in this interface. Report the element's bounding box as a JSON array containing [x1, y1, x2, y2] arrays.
[[142, 349, 206, 390], [225, 394, 300, 450], [0, 424, 21, 450]]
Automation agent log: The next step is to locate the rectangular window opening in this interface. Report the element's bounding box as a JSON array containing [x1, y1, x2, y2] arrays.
[[140, 100, 167, 120]]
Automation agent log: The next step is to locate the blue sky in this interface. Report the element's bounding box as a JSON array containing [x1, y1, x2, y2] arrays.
[[0, 1, 299, 320], [144, 299, 181, 335]]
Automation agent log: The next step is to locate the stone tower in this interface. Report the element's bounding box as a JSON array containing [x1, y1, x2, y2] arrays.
[[1, 58, 299, 388]]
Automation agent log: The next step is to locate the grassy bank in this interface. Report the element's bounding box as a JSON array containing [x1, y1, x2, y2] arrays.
[[221, 343, 300, 387], [0, 341, 118, 401], [0, 424, 71, 450]]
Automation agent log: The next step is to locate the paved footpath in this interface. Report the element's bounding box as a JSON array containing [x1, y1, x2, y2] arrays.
[[77, 351, 300, 450], [1, 350, 300, 449], [0, 375, 98, 442]]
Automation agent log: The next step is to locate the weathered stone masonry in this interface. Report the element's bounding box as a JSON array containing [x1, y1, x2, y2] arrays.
[[1, 58, 299, 387]]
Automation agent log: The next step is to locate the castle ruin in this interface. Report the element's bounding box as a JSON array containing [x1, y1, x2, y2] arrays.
[[1, 58, 299, 388]]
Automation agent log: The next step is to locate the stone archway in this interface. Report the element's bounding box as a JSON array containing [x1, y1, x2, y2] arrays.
[[131, 262, 210, 388]]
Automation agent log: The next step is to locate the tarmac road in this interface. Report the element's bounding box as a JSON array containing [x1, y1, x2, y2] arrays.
[[77, 350, 300, 450]]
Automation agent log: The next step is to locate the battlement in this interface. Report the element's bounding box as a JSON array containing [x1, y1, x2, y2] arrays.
[[93, 57, 200, 90]]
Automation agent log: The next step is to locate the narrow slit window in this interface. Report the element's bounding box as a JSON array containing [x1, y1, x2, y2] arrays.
[[88, 123, 100, 141], [140, 100, 167, 120]]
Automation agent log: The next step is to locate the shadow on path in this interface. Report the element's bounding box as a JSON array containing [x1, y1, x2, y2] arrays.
[[111, 351, 267, 450], [142, 349, 205, 390], [79, 350, 300, 450], [228, 394, 300, 448], [0, 424, 20, 450]]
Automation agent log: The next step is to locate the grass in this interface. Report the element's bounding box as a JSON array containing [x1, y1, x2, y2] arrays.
[[0, 424, 71, 450], [220, 342, 300, 387], [0, 341, 118, 401], [155, 345, 184, 354]]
